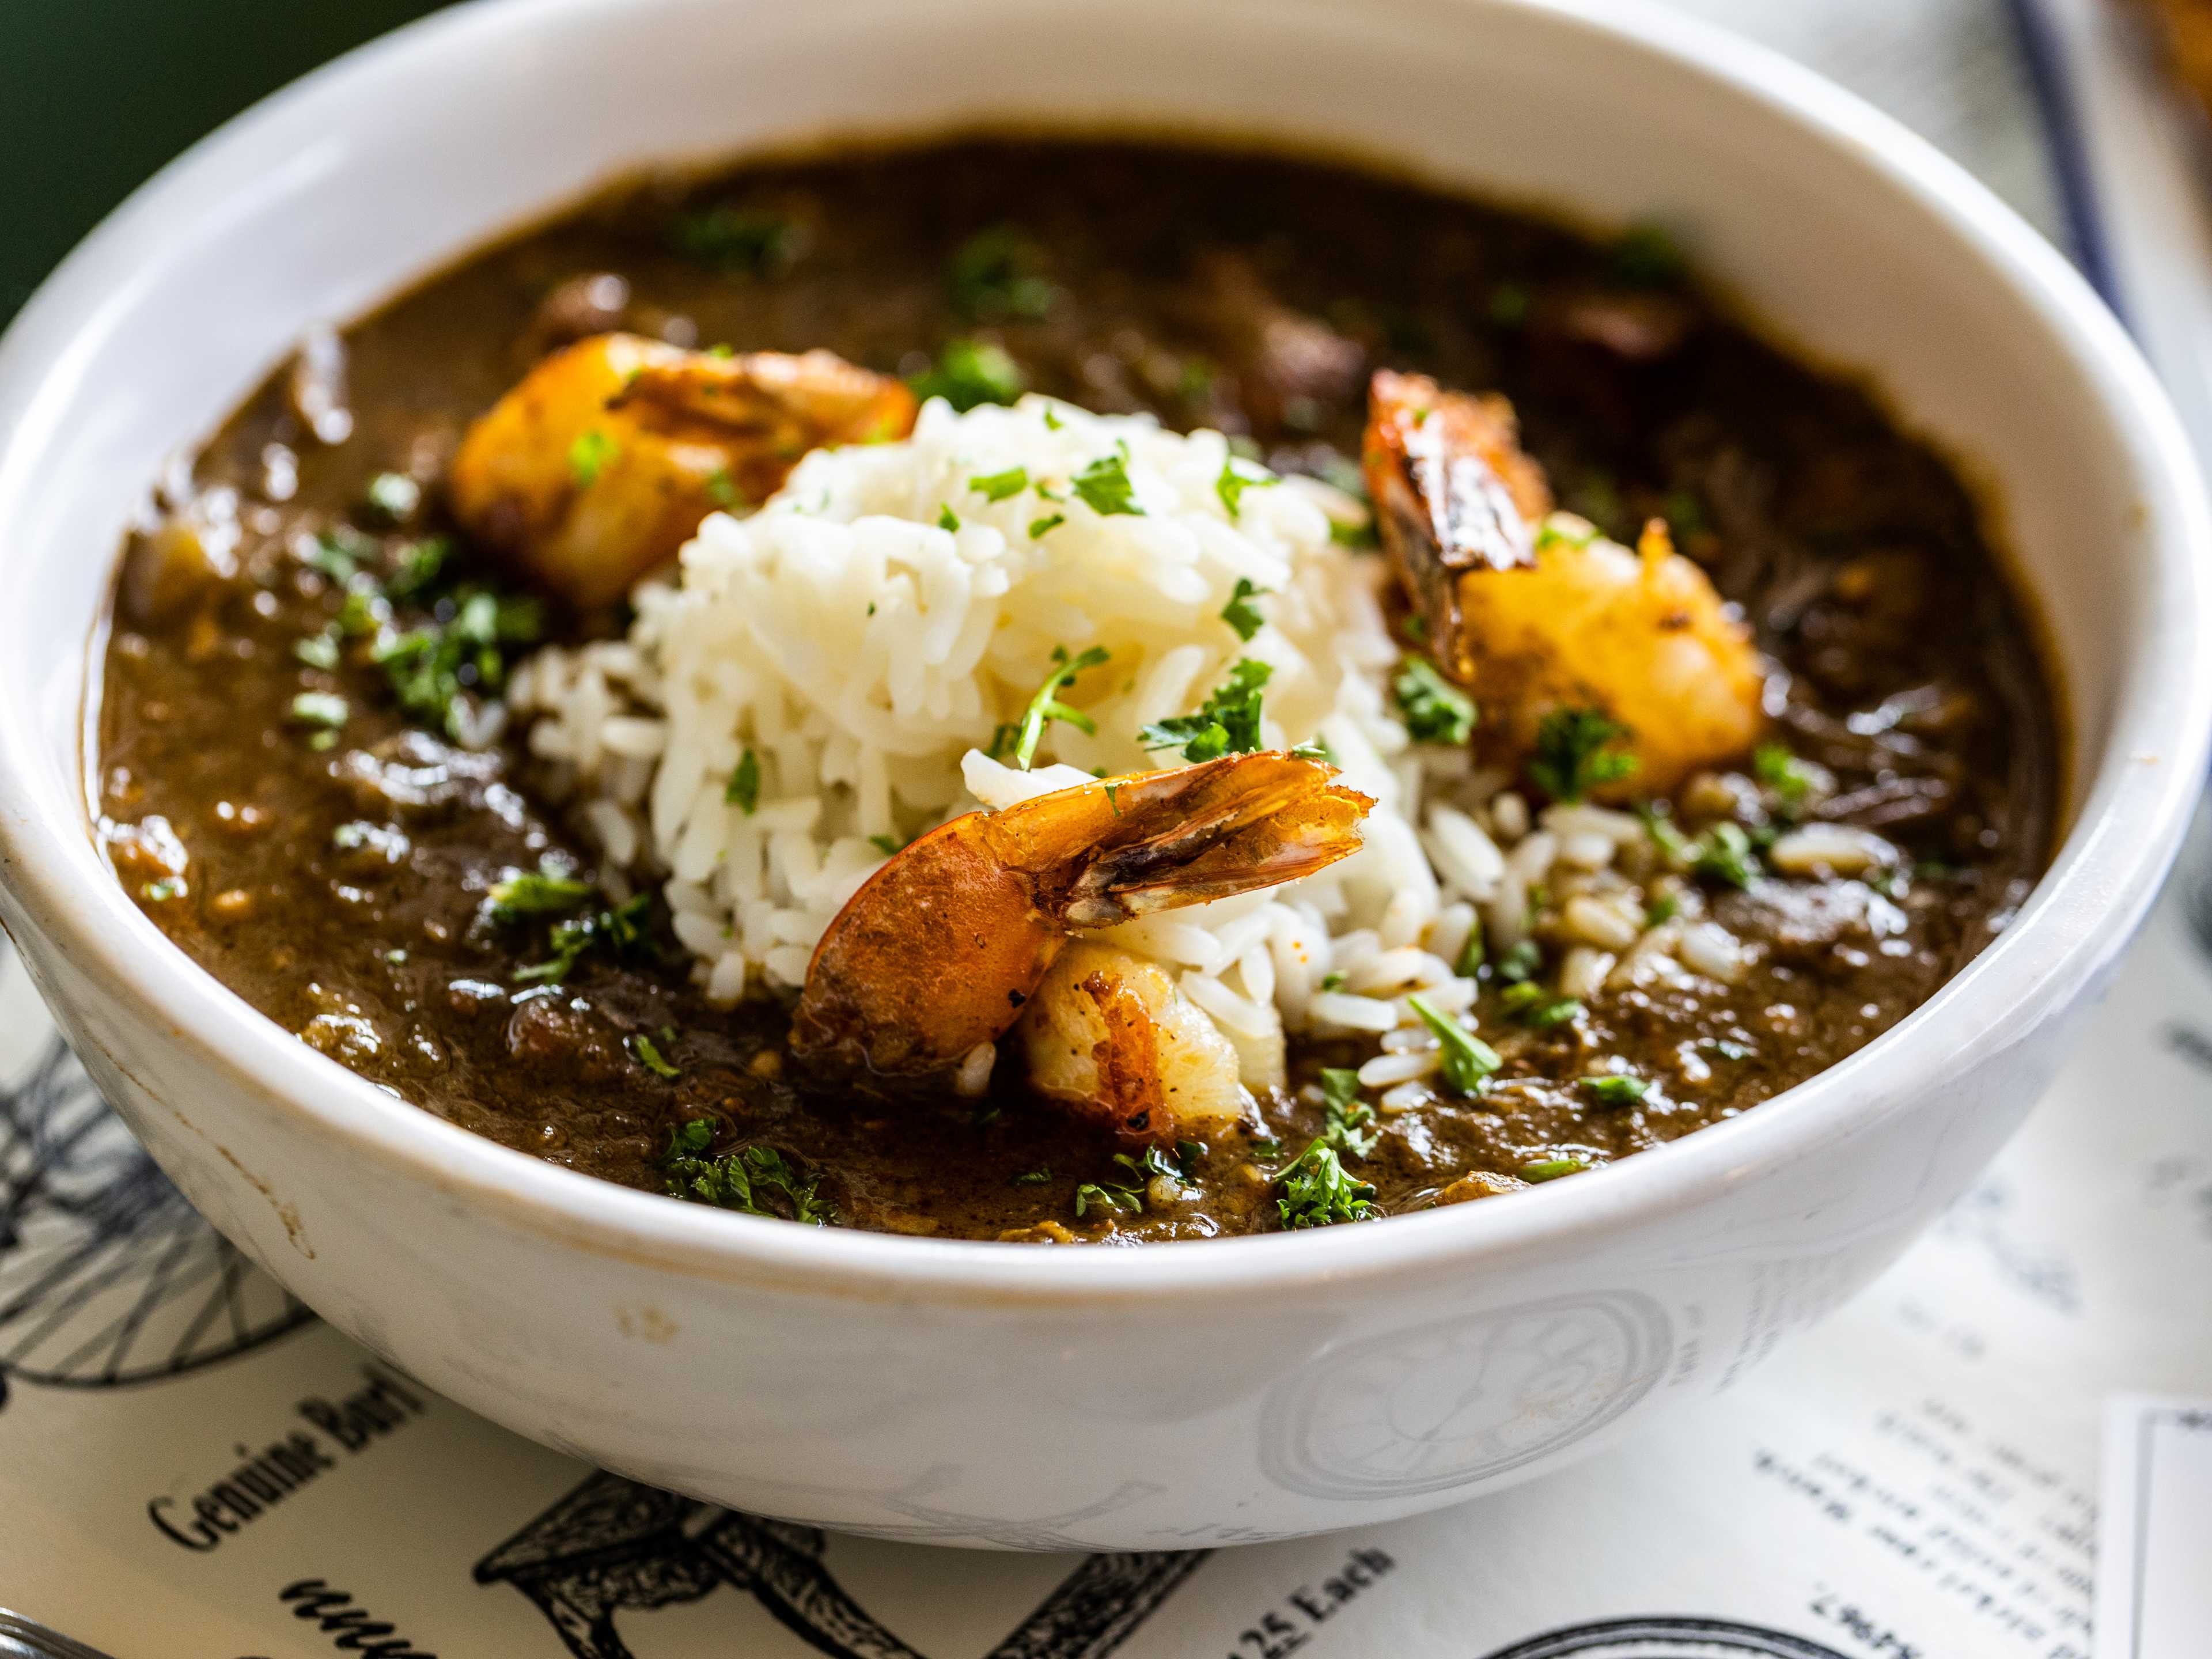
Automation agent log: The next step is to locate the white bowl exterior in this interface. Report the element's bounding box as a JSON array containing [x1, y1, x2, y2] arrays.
[[0, 0, 2206, 1547]]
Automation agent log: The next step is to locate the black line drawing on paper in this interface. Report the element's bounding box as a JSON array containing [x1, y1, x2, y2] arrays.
[[1476, 1615, 1853, 1658], [474, 1471, 1207, 1659], [0, 1035, 315, 1410]]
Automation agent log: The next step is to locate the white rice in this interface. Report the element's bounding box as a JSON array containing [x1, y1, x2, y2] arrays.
[[508, 393, 1752, 1085]]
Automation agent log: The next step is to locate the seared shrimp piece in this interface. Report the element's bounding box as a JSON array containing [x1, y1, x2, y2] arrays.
[[1363, 370, 1764, 797], [1020, 941, 1250, 1143], [790, 752, 1370, 1135], [449, 333, 916, 608]]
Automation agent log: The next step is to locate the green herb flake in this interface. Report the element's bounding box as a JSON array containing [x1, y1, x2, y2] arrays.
[[1753, 742, 1816, 815], [704, 468, 742, 508], [1454, 911, 1486, 978], [487, 863, 594, 922], [288, 691, 349, 730], [305, 528, 371, 584], [668, 206, 796, 275], [1407, 993, 1503, 1096], [1694, 821, 1760, 890], [908, 338, 1025, 412], [1009, 644, 1109, 771], [1528, 707, 1638, 802], [937, 504, 961, 531], [1011, 1167, 1053, 1186], [725, 748, 761, 813], [1328, 516, 1381, 550], [1611, 222, 1688, 289], [664, 1122, 834, 1224], [1027, 513, 1065, 540], [1533, 516, 1602, 555], [1395, 657, 1478, 745], [1216, 457, 1278, 520], [1317, 1067, 1379, 1159], [628, 1032, 681, 1079], [1137, 658, 1271, 763], [1501, 983, 1583, 1030], [568, 429, 619, 489], [1071, 450, 1143, 517], [1495, 939, 1542, 983], [969, 465, 1030, 502], [516, 892, 653, 986], [1218, 578, 1270, 643], [1074, 1180, 1142, 1219], [948, 225, 1054, 321], [1645, 892, 1681, 927], [1520, 1156, 1590, 1183], [1582, 1074, 1649, 1107], [868, 833, 907, 857], [1318, 971, 1346, 992], [142, 877, 187, 903], [1275, 1140, 1377, 1229]]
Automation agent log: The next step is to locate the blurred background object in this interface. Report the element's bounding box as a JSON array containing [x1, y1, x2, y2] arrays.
[[2, 0, 452, 321]]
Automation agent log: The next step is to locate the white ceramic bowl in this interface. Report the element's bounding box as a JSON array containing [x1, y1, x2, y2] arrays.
[[1, 0, 2206, 1550]]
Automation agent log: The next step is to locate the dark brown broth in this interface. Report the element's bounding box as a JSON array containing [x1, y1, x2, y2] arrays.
[[96, 137, 2056, 1241]]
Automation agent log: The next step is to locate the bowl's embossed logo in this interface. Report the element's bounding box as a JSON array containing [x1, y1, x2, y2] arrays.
[[1261, 1291, 1672, 1499], [0, 1033, 314, 1410]]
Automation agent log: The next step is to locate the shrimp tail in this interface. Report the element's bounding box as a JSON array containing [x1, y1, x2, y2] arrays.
[[1363, 368, 1552, 679], [790, 753, 1370, 1083]]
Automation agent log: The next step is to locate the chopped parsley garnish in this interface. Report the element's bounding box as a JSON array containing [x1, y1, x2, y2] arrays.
[[969, 465, 1030, 502], [142, 877, 187, 903], [1521, 1157, 1589, 1183], [1074, 1179, 1143, 1219], [373, 586, 544, 741], [664, 1120, 834, 1224], [568, 429, 619, 489], [362, 472, 421, 526], [1138, 658, 1271, 762], [1753, 742, 1816, 815], [1319, 971, 1346, 991], [1527, 707, 1637, 802], [1113, 1146, 1190, 1191], [383, 536, 452, 601], [1007, 644, 1109, 770], [937, 504, 961, 531], [1288, 740, 1335, 763], [305, 527, 372, 584], [1394, 657, 1477, 745], [1275, 1141, 1377, 1229], [1071, 449, 1143, 517], [1328, 516, 1380, 550], [1582, 1074, 1649, 1107], [1215, 457, 1277, 519], [1027, 513, 1065, 540], [1011, 1166, 1053, 1186], [486, 862, 593, 922], [868, 833, 908, 857], [1500, 982, 1583, 1029], [516, 892, 653, 984], [1454, 911, 1486, 977], [1646, 892, 1681, 927], [908, 338, 1025, 411], [1407, 994, 1502, 1095], [288, 691, 349, 730], [627, 1032, 681, 1079], [1317, 1067, 1378, 1158], [1494, 939, 1541, 983], [1219, 578, 1268, 643], [1533, 517, 1601, 554], [1610, 222, 1688, 289], [725, 749, 761, 813], [1694, 821, 1759, 889], [948, 225, 1054, 321], [667, 205, 795, 275], [704, 468, 742, 508]]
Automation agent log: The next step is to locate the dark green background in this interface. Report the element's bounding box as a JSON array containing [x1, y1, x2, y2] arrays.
[[4, 0, 452, 323]]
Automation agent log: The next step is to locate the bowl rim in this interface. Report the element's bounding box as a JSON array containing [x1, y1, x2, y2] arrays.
[[2, 0, 2208, 1307]]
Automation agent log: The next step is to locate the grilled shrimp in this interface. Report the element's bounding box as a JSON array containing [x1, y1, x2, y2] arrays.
[[449, 333, 916, 608], [1364, 369, 1765, 796], [791, 752, 1370, 1142]]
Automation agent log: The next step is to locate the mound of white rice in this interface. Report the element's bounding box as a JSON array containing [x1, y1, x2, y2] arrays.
[[510, 393, 1754, 1107]]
